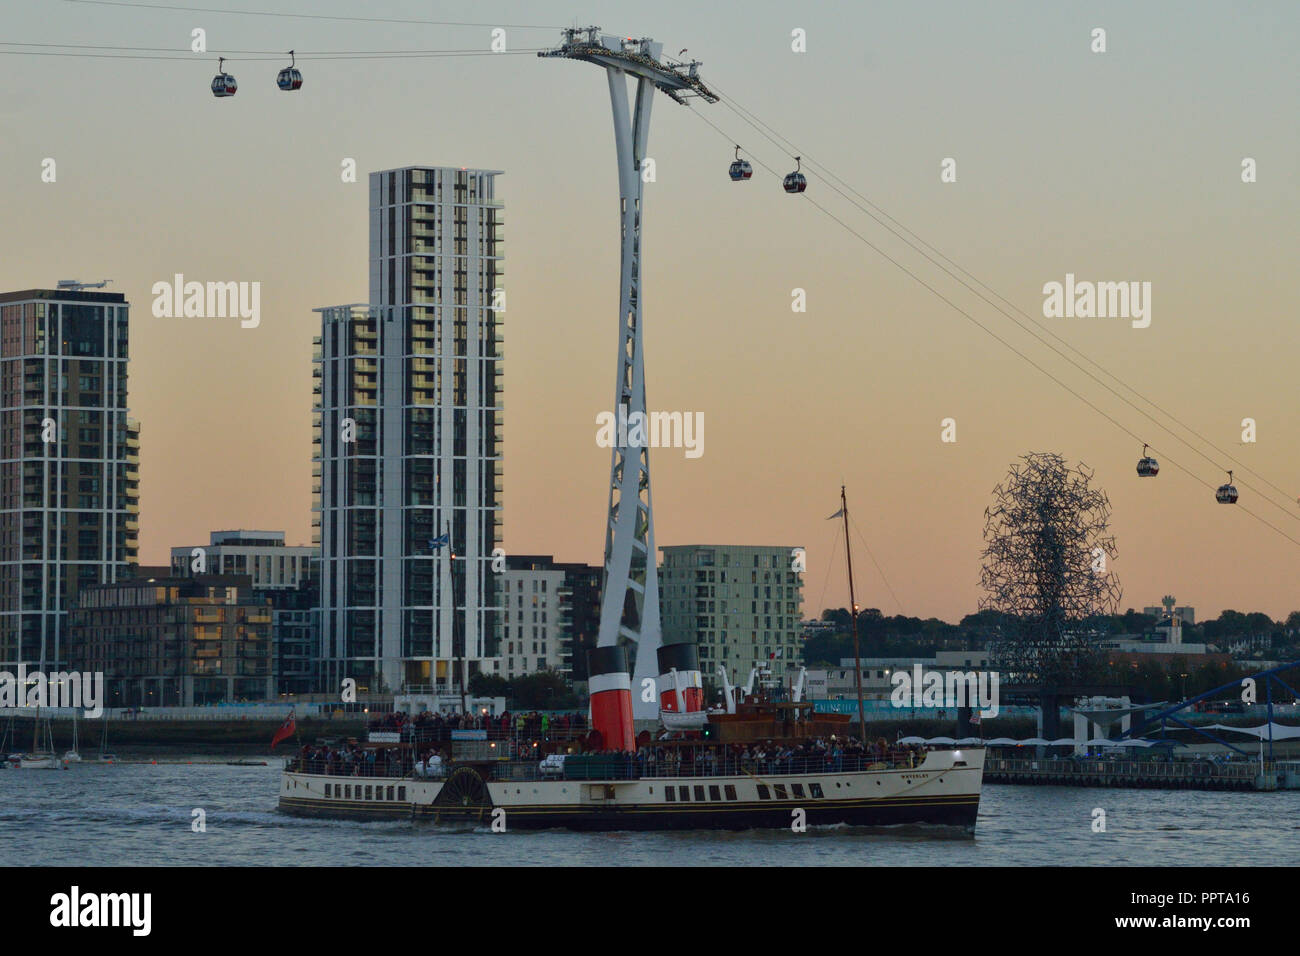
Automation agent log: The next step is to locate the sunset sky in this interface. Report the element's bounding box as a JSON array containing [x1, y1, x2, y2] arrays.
[[2, 0, 1296, 623]]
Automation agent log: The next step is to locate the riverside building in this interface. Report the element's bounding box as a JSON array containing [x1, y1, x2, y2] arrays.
[[659, 545, 804, 690], [314, 166, 504, 699], [0, 286, 139, 672], [69, 573, 273, 706]]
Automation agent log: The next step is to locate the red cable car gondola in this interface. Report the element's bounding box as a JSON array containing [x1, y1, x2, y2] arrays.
[[783, 155, 806, 194], [1136, 443, 1159, 477], [277, 50, 303, 91], [211, 57, 237, 97], [728, 145, 752, 181]]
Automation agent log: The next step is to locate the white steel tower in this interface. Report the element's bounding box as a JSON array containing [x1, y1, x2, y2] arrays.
[[541, 30, 716, 720]]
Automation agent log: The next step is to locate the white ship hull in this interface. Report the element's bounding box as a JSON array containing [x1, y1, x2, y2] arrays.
[[279, 748, 984, 832]]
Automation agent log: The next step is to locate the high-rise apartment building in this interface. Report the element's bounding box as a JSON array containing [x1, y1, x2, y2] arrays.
[[659, 545, 804, 688], [314, 166, 503, 698], [0, 287, 139, 670]]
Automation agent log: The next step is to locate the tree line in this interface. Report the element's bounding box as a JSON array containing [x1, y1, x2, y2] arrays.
[[804, 607, 1300, 666]]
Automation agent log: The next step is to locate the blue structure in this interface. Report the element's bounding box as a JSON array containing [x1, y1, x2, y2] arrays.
[[1122, 660, 1300, 760]]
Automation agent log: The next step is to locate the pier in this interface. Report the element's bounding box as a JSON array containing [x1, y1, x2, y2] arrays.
[[987, 756, 1278, 791]]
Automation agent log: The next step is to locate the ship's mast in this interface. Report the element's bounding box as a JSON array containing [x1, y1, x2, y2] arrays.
[[841, 486, 868, 741]]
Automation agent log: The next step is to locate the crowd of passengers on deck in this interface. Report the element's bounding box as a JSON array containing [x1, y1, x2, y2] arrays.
[[367, 709, 588, 742], [291, 733, 930, 779], [630, 737, 927, 777], [294, 742, 413, 778]]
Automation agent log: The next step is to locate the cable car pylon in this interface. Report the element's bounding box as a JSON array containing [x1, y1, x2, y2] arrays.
[[540, 29, 717, 736]]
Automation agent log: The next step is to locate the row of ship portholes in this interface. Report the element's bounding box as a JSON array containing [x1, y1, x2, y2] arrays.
[[320, 782, 408, 801], [656, 781, 829, 802]]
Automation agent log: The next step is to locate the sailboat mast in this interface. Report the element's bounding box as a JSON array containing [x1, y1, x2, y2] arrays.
[[841, 486, 868, 742]]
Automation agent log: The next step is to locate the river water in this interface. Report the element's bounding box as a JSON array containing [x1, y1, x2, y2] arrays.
[[2, 759, 1296, 866]]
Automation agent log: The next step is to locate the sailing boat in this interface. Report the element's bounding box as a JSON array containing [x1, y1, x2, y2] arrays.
[[62, 711, 82, 763], [17, 706, 61, 769], [96, 715, 116, 763], [1, 714, 16, 768]]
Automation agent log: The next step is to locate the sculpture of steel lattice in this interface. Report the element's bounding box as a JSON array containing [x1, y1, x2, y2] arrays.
[[979, 453, 1122, 686]]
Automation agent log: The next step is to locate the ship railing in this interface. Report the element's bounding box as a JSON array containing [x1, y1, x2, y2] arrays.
[[287, 751, 923, 781], [487, 753, 911, 782], [364, 723, 589, 746], [637, 754, 900, 777], [286, 756, 419, 779]]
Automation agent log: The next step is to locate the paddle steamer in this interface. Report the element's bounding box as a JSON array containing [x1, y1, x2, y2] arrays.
[[279, 487, 984, 831], [278, 671, 983, 831]]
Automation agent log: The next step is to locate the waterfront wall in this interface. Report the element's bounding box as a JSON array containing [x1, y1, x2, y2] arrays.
[[986, 756, 1277, 791]]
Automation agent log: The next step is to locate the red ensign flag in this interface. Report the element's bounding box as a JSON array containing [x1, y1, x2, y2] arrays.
[[270, 710, 296, 749]]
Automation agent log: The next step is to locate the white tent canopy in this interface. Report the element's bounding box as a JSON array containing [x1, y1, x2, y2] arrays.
[[1202, 722, 1300, 741], [1070, 701, 1168, 725]]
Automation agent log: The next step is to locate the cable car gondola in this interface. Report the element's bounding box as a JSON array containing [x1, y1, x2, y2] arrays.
[[277, 50, 303, 91], [728, 145, 752, 181], [782, 155, 806, 194], [1136, 443, 1159, 477], [211, 57, 237, 97], [1215, 470, 1239, 504]]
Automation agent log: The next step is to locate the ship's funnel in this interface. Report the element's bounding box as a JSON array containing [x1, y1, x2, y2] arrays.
[[588, 646, 635, 752], [656, 643, 703, 713]]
